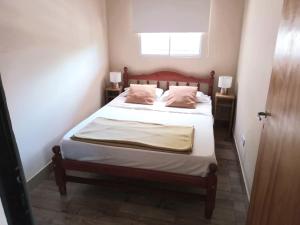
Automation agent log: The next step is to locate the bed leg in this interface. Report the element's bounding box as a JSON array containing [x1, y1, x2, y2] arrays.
[[52, 146, 67, 195], [205, 163, 217, 219]]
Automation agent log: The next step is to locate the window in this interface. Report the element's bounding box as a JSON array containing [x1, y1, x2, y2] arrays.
[[140, 33, 170, 55], [140, 33, 203, 57]]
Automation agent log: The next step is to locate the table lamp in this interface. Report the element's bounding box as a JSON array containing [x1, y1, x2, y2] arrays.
[[218, 76, 232, 95], [110, 72, 122, 89]]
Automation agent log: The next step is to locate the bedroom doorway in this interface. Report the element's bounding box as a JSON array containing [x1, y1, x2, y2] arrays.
[[246, 0, 300, 224]]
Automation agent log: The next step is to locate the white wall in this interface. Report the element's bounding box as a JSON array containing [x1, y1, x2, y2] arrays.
[[0, 0, 109, 180], [234, 0, 283, 197], [0, 200, 7, 225], [107, 0, 245, 89]]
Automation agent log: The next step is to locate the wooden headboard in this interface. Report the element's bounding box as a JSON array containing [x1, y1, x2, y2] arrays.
[[123, 67, 215, 97]]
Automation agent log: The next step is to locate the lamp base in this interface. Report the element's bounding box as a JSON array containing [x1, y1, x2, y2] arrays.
[[220, 88, 228, 95], [111, 82, 119, 89]]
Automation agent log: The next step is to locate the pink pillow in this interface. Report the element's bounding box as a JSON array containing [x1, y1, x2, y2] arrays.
[[125, 84, 156, 105], [166, 86, 197, 108]]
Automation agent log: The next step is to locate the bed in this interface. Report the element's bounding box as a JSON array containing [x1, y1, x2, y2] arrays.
[[52, 67, 217, 219]]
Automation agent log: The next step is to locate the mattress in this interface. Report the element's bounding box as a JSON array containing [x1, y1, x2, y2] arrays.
[[60, 95, 216, 177]]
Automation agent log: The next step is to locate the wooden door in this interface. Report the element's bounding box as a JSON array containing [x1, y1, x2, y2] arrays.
[[247, 0, 300, 224]]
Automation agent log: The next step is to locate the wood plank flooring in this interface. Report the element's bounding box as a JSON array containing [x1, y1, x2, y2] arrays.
[[29, 127, 249, 225]]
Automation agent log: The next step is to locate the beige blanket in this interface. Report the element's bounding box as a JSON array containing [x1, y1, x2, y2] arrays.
[[72, 117, 194, 154]]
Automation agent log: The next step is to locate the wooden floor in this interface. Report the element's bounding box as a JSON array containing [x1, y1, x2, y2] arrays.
[[29, 126, 249, 225]]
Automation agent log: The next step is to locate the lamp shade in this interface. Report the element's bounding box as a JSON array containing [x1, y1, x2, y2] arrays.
[[218, 76, 232, 89], [110, 72, 122, 83]]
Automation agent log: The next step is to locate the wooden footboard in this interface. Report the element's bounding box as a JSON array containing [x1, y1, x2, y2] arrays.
[[52, 146, 66, 195], [52, 146, 217, 219]]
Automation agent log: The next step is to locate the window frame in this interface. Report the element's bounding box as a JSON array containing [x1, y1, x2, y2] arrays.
[[139, 33, 203, 58]]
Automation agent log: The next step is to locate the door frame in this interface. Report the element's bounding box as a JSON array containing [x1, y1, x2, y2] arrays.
[[0, 74, 35, 225]]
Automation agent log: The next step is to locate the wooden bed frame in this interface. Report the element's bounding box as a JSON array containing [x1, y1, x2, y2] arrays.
[[52, 67, 217, 219]]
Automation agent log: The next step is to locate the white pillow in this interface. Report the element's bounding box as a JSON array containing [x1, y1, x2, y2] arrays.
[[122, 87, 164, 99], [160, 90, 211, 103], [196, 92, 211, 103]]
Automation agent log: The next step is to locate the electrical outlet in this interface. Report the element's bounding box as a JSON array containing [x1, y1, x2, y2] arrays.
[[241, 135, 246, 148]]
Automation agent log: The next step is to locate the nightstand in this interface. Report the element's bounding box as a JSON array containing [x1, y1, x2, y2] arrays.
[[105, 86, 123, 104], [214, 93, 236, 135]]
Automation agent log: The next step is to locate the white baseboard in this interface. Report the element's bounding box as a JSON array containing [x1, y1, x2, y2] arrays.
[[233, 136, 250, 201], [27, 161, 52, 191]]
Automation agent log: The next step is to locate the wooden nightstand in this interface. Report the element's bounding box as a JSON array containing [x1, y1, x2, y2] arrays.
[[214, 93, 236, 135], [105, 86, 123, 104]]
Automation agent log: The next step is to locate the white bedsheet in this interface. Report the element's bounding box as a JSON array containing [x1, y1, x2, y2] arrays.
[[60, 95, 216, 177]]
